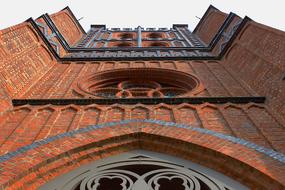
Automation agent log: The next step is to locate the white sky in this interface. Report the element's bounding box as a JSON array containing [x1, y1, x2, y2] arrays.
[[0, 0, 284, 32]]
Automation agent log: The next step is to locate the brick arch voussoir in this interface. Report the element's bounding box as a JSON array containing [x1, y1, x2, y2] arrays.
[[1, 121, 285, 190]]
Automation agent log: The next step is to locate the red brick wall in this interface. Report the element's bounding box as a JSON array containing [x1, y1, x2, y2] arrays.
[[1, 121, 285, 189], [50, 9, 85, 46], [1, 8, 285, 190], [222, 21, 285, 120], [194, 8, 228, 45], [1, 102, 285, 157], [20, 60, 254, 99], [0, 22, 56, 113]]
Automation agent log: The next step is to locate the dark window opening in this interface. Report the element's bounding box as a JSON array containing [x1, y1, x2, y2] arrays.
[[148, 32, 163, 38], [119, 33, 134, 39]]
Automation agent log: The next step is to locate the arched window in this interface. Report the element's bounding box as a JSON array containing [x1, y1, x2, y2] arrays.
[[75, 68, 200, 98], [40, 150, 248, 190], [116, 42, 133, 47], [149, 42, 169, 47], [119, 33, 134, 39], [148, 32, 163, 39]]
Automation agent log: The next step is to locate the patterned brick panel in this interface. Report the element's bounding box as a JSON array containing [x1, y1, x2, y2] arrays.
[[194, 8, 228, 45], [50, 9, 84, 46], [0, 22, 55, 112], [223, 21, 285, 120], [22, 61, 252, 99]]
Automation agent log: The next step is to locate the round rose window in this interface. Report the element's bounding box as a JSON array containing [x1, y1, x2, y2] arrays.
[[75, 68, 201, 98]]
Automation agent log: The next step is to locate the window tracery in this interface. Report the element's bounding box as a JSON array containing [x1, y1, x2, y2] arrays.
[[39, 151, 248, 190], [75, 68, 202, 98]]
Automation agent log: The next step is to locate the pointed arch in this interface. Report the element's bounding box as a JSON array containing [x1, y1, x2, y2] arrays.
[[79, 107, 101, 128], [176, 105, 202, 128], [131, 106, 150, 120], [200, 105, 233, 135], [105, 106, 125, 122], [154, 105, 174, 122], [1, 120, 284, 189]]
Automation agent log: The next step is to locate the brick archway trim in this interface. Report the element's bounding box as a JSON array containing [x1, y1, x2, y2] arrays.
[[0, 119, 285, 189]]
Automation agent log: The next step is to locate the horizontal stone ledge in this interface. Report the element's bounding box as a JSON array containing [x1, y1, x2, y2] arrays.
[[12, 97, 266, 106]]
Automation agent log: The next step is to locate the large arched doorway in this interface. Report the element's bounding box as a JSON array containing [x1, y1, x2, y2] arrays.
[[39, 150, 248, 190]]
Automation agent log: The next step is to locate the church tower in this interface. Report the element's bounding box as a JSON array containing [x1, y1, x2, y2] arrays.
[[1, 5, 285, 189]]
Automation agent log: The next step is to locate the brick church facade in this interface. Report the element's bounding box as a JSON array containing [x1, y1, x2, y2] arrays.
[[0, 5, 285, 189]]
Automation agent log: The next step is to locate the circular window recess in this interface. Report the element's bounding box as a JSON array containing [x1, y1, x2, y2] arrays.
[[148, 32, 163, 39], [116, 42, 133, 47], [119, 33, 134, 39], [75, 68, 203, 98], [149, 42, 169, 47]]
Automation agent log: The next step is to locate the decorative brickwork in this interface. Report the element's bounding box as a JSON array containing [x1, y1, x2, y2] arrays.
[[0, 5, 285, 190]]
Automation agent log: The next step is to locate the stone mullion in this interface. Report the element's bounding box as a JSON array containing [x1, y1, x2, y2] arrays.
[[137, 26, 142, 47]]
